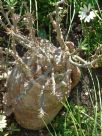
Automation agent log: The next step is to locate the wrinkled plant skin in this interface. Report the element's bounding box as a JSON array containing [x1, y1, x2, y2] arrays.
[[4, 39, 81, 130]]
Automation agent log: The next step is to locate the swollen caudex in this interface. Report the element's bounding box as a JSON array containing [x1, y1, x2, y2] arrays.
[[5, 39, 80, 130]]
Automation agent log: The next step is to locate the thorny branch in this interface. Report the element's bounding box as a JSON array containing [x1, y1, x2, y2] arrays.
[[0, 0, 102, 71], [5, 48, 34, 80], [49, 3, 102, 68]]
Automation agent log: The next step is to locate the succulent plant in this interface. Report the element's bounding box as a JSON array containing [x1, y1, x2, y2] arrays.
[[4, 38, 80, 129], [1, 1, 101, 130]]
